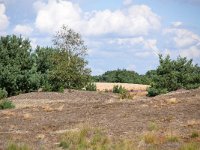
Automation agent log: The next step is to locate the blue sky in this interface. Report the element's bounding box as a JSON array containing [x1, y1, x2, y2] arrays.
[[0, 0, 200, 75]]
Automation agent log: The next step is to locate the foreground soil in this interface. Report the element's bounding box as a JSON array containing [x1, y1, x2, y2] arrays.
[[0, 89, 200, 150]]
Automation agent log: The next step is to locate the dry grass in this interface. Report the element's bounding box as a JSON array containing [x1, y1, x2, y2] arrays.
[[96, 82, 149, 92], [59, 127, 135, 150]]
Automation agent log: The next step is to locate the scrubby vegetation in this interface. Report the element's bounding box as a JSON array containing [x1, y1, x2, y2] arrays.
[[85, 82, 97, 91], [148, 55, 200, 96], [6, 143, 29, 150], [113, 85, 132, 99], [0, 88, 8, 99], [59, 127, 135, 150], [0, 99, 15, 110]]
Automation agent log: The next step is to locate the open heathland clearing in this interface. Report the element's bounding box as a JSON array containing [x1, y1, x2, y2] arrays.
[[0, 88, 200, 150]]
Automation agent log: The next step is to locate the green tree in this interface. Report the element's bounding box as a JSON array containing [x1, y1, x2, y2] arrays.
[[48, 25, 90, 90], [93, 69, 149, 84], [0, 35, 41, 96], [148, 55, 200, 96]]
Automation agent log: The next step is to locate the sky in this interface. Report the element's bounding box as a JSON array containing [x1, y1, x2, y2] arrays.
[[0, 0, 200, 75]]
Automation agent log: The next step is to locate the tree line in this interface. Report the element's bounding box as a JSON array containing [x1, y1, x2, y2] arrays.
[[0, 25, 200, 98]]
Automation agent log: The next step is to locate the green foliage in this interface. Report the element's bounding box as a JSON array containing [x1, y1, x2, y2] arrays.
[[0, 35, 42, 96], [113, 85, 124, 93], [45, 26, 90, 91], [47, 51, 90, 91], [93, 69, 150, 85], [0, 27, 91, 96], [0, 99, 15, 110], [85, 82, 97, 91], [113, 85, 132, 99], [0, 88, 8, 99], [148, 55, 200, 96], [190, 131, 199, 138], [147, 87, 168, 97]]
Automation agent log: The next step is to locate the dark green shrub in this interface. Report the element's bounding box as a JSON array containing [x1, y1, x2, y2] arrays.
[[0, 88, 8, 99], [42, 82, 52, 92], [0, 99, 15, 110], [58, 86, 64, 93], [191, 132, 199, 138], [147, 87, 168, 97], [148, 55, 200, 97], [85, 82, 96, 91], [147, 87, 159, 97]]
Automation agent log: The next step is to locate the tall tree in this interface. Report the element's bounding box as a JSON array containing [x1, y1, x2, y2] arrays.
[[0, 35, 41, 96], [49, 25, 90, 90]]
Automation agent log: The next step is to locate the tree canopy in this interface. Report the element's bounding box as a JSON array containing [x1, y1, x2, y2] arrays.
[[147, 55, 200, 96], [93, 69, 150, 85], [0, 26, 91, 96]]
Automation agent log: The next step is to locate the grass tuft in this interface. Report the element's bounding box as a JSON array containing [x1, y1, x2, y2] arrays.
[[0, 99, 15, 110], [190, 131, 199, 138], [59, 127, 135, 150], [179, 142, 200, 150], [6, 143, 30, 150]]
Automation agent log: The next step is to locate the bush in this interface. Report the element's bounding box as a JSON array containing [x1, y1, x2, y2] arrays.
[[147, 87, 159, 97], [147, 55, 200, 97], [113, 85, 124, 93], [147, 87, 168, 97], [113, 85, 132, 99], [0, 99, 15, 110], [0, 88, 8, 99], [85, 82, 96, 91]]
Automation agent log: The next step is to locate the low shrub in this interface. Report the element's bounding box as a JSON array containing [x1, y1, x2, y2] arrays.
[[42, 82, 52, 92], [113, 85, 123, 93], [113, 85, 132, 99], [147, 87, 168, 97], [0, 99, 15, 110], [85, 82, 96, 91], [148, 122, 158, 131], [0, 88, 8, 100], [190, 131, 199, 138]]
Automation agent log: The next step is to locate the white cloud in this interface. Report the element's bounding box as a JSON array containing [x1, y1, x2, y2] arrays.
[[34, 0, 161, 36], [108, 37, 159, 57], [172, 21, 182, 27], [163, 27, 200, 59], [35, 0, 82, 33], [13, 24, 33, 36], [164, 28, 200, 48], [180, 46, 200, 58], [123, 0, 133, 6], [0, 3, 9, 31]]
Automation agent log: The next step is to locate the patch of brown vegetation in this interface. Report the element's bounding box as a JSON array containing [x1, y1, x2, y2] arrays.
[[0, 88, 199, 150]]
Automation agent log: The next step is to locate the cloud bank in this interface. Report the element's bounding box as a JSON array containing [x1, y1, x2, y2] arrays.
[[34, 0, 161, 36]]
